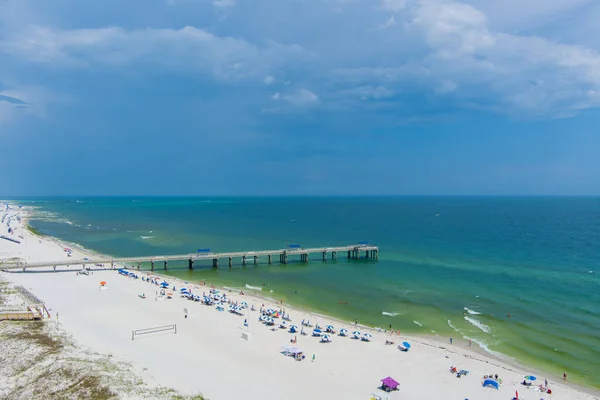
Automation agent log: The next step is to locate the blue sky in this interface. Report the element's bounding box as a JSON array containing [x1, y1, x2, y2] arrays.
[[1, 0, 600, 195]]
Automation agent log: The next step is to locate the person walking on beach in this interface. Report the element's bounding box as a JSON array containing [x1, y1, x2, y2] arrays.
[[468, 339, 472, 347], [312, 353, 315, 362], [545, 378, 548, 387], [563, 372, 567, 381], [450, 337, 453, 344]]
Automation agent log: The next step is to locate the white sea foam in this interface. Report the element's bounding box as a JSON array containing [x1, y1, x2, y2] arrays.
[[140, 236, 154, 240], [382, 312, 399, 317], [245, 284, 262, 291], [413, 320, 423, 327], [464, 316, 491, 333], [463, 307, 482, 315], [447, 320, 460, 332], [465, 336, 503, 358]]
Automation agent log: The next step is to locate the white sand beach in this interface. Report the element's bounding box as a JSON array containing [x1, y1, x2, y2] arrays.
[[2, 206, 599, 400]]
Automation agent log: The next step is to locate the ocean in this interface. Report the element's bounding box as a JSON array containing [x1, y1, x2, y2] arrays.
[[13, 196, 600, 388]]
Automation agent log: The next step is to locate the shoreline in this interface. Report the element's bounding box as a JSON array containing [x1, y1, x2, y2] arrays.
[[3, 205, 600, 398]]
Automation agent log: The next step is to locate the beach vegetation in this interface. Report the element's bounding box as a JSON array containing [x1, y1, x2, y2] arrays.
[[25, 224, 43, 236], [1, 319, 206, 400]]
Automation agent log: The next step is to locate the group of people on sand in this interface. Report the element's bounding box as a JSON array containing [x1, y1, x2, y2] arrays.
[[521, 378, 552, 394], [483, 373, 501, 382]]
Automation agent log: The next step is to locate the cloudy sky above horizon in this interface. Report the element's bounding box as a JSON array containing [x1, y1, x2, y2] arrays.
[[1, 0, 600, 195]]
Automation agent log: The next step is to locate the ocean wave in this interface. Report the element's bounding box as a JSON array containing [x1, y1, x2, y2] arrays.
[[140, 236, 154, 239], [245, 284, 262, 291], [447, 320, 460, 332], [464, 316, 491, 333], [382, 311, 399, 317], [413, 320, 423, 326], [465, 336, 503, 357], [464, 307, 482, 315]]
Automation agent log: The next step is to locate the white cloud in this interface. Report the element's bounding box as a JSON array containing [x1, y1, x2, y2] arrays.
[[411, 1, 495, 57], [341, 85, 395, 100], [435, 80, 458, 94], [271, 88, 319, 107], [0, 26, 308, 83], [376, 15, 396, 30], [213, 0, 235, 8], [2, 0, 600, 118]]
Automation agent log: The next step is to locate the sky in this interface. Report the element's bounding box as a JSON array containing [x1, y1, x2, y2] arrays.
[[1, 0, 600, 196]]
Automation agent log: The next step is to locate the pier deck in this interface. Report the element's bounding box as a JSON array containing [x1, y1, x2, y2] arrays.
[[1, 244, 379, 271]]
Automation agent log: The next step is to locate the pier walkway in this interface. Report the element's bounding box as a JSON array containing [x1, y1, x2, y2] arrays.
[[1, 244, 379, 271]]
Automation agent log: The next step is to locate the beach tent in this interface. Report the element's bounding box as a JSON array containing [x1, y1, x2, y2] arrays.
[[483, 379, 499, 389], [380, 376, 399, 392], [281, 346, 303, 356]]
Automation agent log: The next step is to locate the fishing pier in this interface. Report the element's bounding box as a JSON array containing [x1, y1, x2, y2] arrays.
[[2, 244, 379, 272]]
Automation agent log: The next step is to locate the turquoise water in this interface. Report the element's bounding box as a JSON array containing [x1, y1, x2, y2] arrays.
[[15, 196, 600, 388]]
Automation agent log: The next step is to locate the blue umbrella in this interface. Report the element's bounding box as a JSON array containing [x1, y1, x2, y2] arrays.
[[313, 328, 322, 333], [525, 375, 536, 381], [402, 341, 411, 349]]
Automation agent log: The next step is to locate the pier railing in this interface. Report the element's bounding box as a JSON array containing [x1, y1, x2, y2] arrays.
[[1, 244, 379, 271]]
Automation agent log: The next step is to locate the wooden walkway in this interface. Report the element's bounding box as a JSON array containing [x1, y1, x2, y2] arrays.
[[1, 244, 379, 271]]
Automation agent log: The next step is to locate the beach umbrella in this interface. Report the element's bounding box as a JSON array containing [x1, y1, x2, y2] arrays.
[[339, 328, 348, 336], [402, 341, 411, 349], [313, 328, 322, 333], [364, 333, 372, 338], [322, 334, 331, 340], [352, 331, 360, 336], [525, 375, 536, 381], [100, 281, 106, 286], [325, 325, 334, 331], [289, 325, 298, 332]]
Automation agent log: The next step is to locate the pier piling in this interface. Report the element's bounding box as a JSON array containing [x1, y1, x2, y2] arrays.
[[164, 260, 168, 271], [254, 255, 258, 265], [268, 254, 272, 264], [151, 260, 154, 271], [212, 258, 219, 268], [228, 257, 232, 267], [188, 259, 193, 270], [242, 256, 247, 266]]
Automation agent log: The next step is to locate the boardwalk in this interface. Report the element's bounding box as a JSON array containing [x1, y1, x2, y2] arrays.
[[1, 244, 379, 271]]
